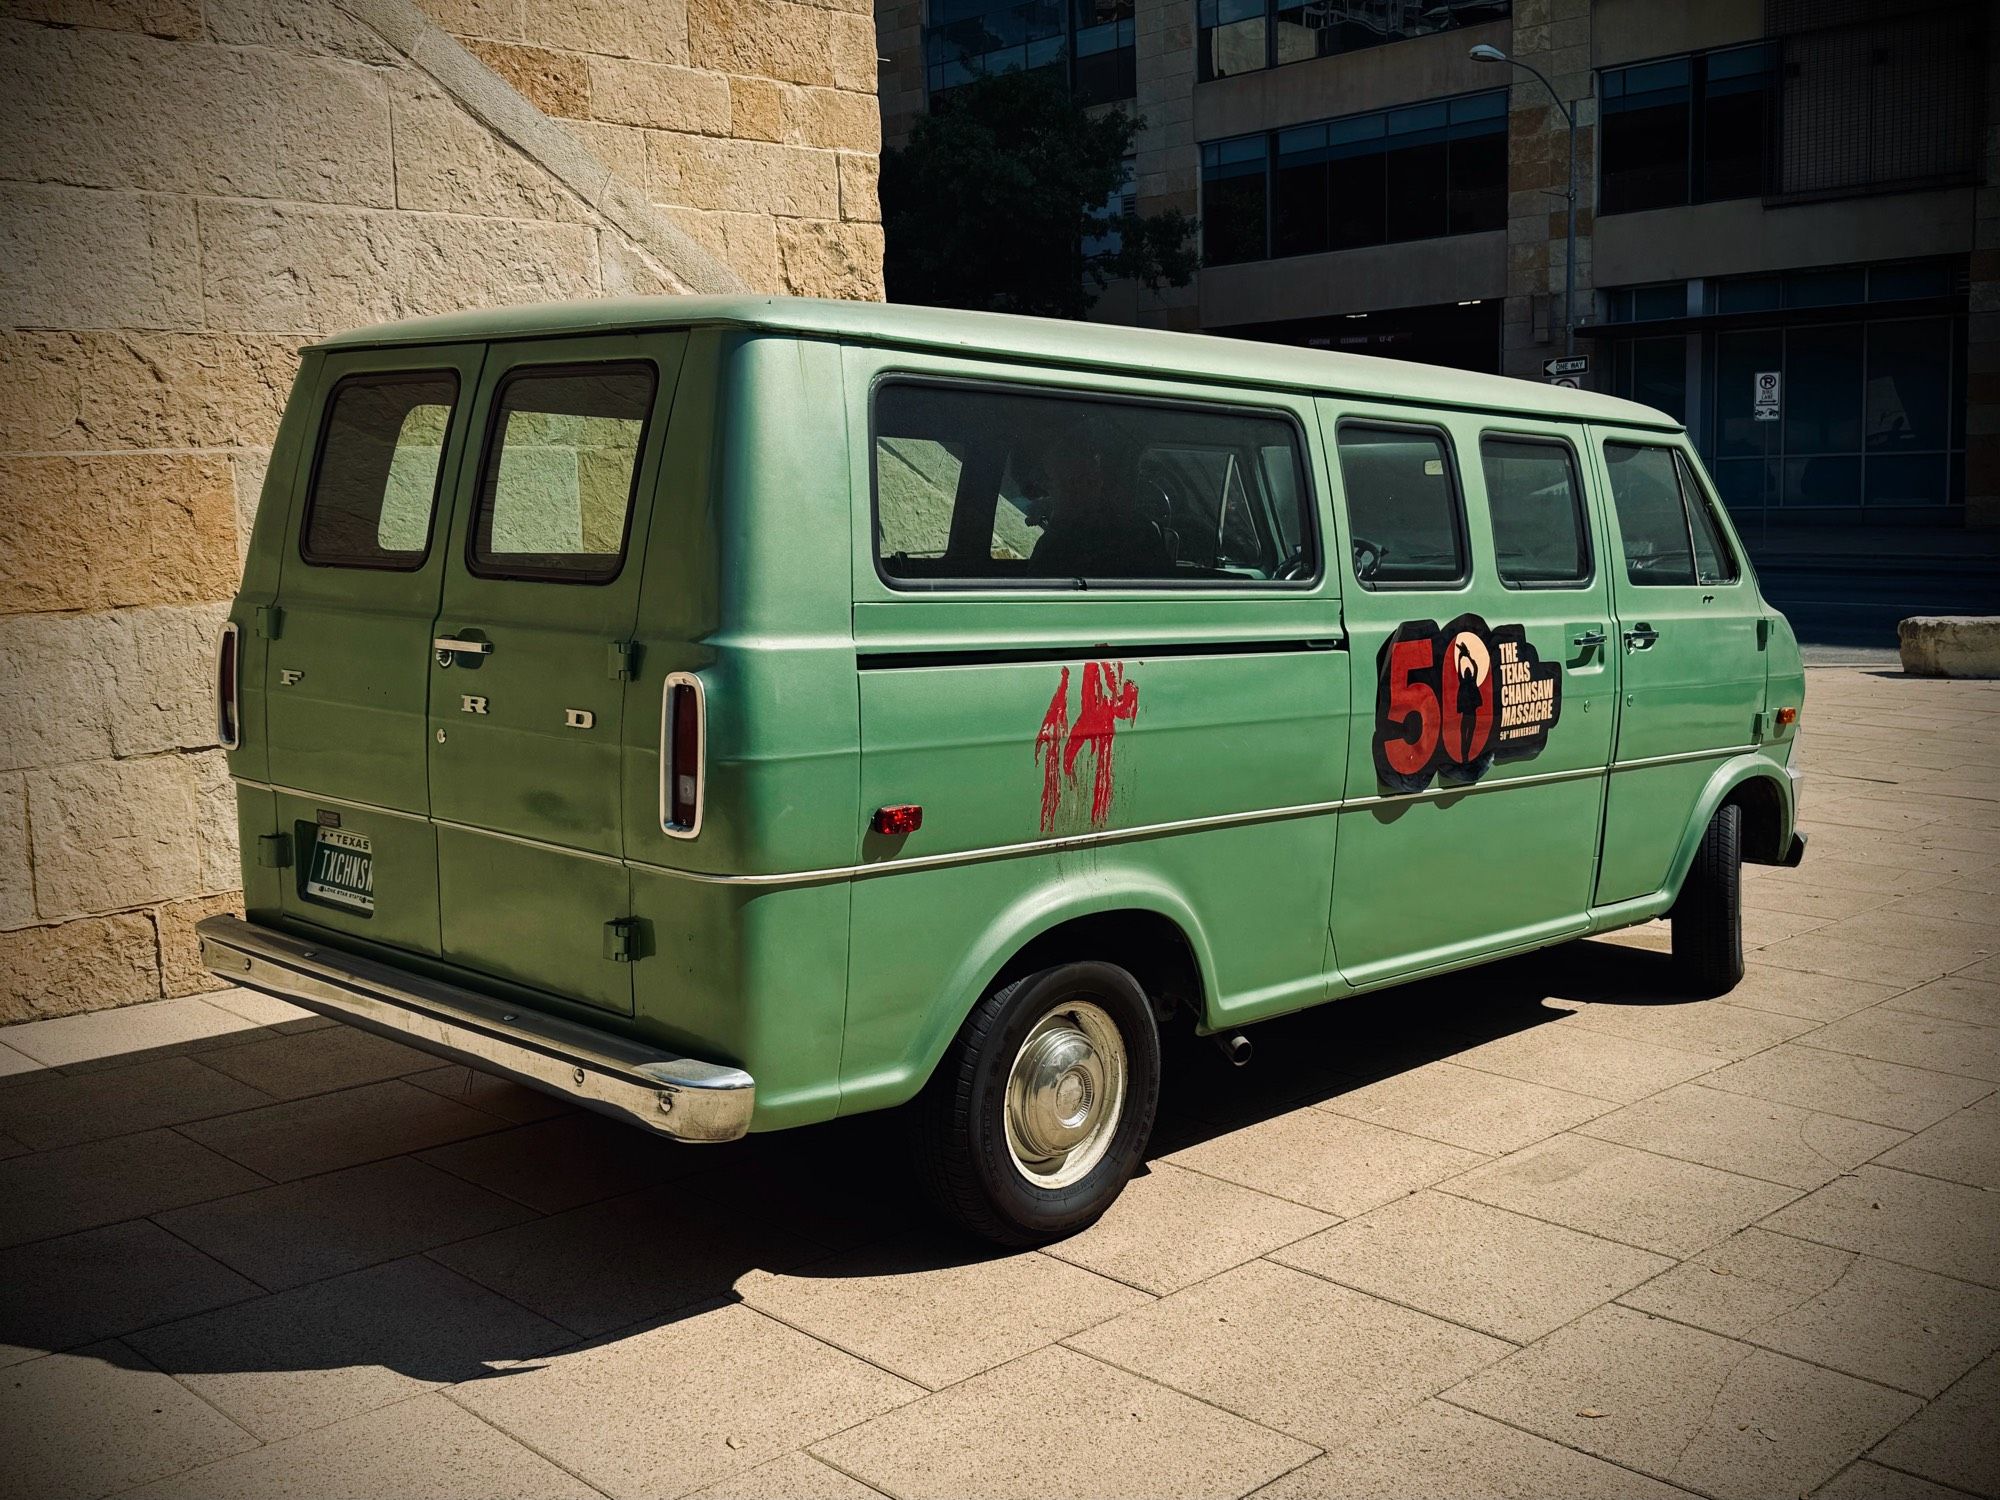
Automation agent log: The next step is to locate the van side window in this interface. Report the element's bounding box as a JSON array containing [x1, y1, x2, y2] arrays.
[[300, 373, 457, 569], [1334, 424, 1467, 588], [872, 382, 1314, 587], [1481, 436, 1590, 588], [1676, 452, 1741, 585], [469, 363, 655, 584]]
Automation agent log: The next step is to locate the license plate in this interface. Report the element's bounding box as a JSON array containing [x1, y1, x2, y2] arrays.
[[304, 827, 374, 914]]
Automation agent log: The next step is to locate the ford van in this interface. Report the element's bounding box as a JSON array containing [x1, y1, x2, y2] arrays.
[[199, 297, 1806, 1244]]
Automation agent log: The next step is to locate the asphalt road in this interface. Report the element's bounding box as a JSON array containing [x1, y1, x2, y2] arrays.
[[1753, 557, 2000, 664]]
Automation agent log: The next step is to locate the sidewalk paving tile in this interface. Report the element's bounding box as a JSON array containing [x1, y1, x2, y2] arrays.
[[0, 1130, 24, 1159], [1068, 1259, 1508, 1449], [1043, 1160, 1334, 1296], [1867, 1352, 2000, 1498], [1875, 1096, 2000, 1190], [195, 1024, 435, 1100], [1741, 881, 1892, 923], [1705, 964, 1895, 1023], [0, 1054, 270, 1151], [814, 1344, 1313, 1500], [1753, 932, 1960, 987], [429, 1182, 823, 1338], [1701, 1043, 1992, 1131], [1877, 889, 2000, 928], [122, 1392, 600, 1500], [405, 1064, 575, 1124], [1245, 1400, 1694, 1500], [1270, 1192, 1672, 1345], [1762, 1164, 2000, 1287], [1447, 1022, 1726, 1103], [0, 1219, 258, 1368], [1801, 1008, 2000, 1082], [1314, 1060, 1613, 1156], [1885, 975, 2000, 1026], [738, 1237, 1149, 1388], [1828, 909, 1998, 958], [126, 1254, 572, 1440], [156, 1156, 533, 1291], [416, 1110, 704, 1214], [1441, 1132, 1795, 1258], [0, 1128, 266, 1250], [194, 986, 329, 1032], [453, 1302, 921, 1500], [1576, 1081, 1908, 1190], [1811, 1460, 1973, 1500], [1446, 1304, 1919, 1500], [1553, 997, 1818, 1062], [1620, 1228, 2000, 1398], [179, 1078, 506, 1182], [1162, 1107, 1486, 1217], [0, 1340, 259, 1500], [0, 1040, 45, 1080], [0, 997, 257, 1069], [689, 1450, 886, 1500]]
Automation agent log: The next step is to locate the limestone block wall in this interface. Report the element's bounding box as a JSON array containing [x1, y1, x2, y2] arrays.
[[0, 0, 881, 1022]]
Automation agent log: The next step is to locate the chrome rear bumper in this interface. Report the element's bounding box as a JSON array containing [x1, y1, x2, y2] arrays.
[[196, 915, 754, 1142]]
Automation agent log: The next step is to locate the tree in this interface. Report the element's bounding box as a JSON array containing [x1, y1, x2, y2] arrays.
[[881, 69, 1199, 320]]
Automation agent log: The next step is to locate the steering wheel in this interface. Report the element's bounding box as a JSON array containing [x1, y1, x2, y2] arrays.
[[1351, 534, 1388, 581], [1273, 545, 1311, 581]]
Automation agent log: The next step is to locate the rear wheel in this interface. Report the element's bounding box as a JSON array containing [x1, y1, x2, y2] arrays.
[[913, 961, 1160, 1247], [1671, 802, 1744, 995]]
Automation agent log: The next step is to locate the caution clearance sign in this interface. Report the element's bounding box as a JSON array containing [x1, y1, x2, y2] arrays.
[[1373, 613, 1562, 795]]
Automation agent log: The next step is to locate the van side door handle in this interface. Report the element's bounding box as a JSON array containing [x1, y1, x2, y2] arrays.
[[434, 636, 492, 666], [1624, 626, 1660, 651], [1571, 629, 1607, 649]]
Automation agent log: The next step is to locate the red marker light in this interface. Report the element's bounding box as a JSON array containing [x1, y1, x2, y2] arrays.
[[872, 804, 923, 836], [1775, 706, 1798, 728]]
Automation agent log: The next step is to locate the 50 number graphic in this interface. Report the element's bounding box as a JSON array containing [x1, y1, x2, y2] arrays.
[[1373, 614, 1562, 795]]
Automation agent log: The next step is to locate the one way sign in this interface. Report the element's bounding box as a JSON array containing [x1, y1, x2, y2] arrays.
[[1543, 355, 1589, 377]]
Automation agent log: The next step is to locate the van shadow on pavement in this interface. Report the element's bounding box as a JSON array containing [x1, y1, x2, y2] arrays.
[[0, 936, 1687, 1396]]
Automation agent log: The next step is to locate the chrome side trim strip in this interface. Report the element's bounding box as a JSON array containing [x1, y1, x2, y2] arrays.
[[196, 914, 753, 1142]]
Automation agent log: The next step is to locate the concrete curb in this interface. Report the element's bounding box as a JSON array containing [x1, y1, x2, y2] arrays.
[[333, 0, 747, 298], [1898, 616, 2000, 678]]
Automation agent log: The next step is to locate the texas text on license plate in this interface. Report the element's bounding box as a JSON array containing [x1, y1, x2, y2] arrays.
[[304, 826, 374, 914]]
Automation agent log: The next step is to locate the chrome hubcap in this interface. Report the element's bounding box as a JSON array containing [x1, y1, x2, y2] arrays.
[[1003, 1000, 1126, 1189]]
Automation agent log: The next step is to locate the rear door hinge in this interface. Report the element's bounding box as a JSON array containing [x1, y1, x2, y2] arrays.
[[255, 604, 283, 640], [607, 641, 638, 681], [603, 917, 639, 963], [256, 832, 292, 868]]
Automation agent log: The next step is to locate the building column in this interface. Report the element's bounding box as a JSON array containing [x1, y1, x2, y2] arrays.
[[1131, 0, 1201, 332], [1967, 34, 2000, 529], [1501, 0, 1595, 385]]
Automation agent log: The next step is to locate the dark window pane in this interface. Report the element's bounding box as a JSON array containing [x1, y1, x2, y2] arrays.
[[1336, 425, 1466, 588], [1327, 114, 1387, 247], [1711, 327, 1784, 458], [873, 383, 1314, 586], [1604, 443, 1695, 585], [1865, 318, 1951, 452], [469, 364, 654, 583], [1271, 0, 1319, 65], [1869, 261, 1953, 301], [1696, 43, 1770, 201], [1316, 0, 1512, 59], [1073, 29, 1135, 102], [1709, 457, 1774, 513], [1781, 455, 1861, 508], [1274, 124, 1330, 256], [1622, 335, 1688, 423], [302, 374, 456, 570], [1600, 57, 1691, 213], [1715, 276, 1780, 314], [1483, 437, 1590, 586], [1201, 136, 1269, 264], [1384, 102, 1448, 241], [1784, 267, 1865, 309], [1866, 453, 1947, 506], [1446, 102, 1506, 232], [1198, 0, 1265, 79], [1784, 324, 1863, 455]]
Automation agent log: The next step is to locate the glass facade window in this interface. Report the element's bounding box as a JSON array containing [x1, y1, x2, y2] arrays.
[[1199, 0, 1511, 84], [1209, 90, 1504, 265], [1600, 43, 1774, 215], [925, 0, 1133, 105]]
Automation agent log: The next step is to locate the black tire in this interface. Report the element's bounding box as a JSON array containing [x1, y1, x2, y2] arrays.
[[912, 961, 1161, 1247], [1672, 802, 1744, 995]]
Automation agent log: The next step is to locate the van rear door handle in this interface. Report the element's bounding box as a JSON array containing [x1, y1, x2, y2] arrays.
[[434, 636, 492, 665], [1624, 626, 1660, 651]]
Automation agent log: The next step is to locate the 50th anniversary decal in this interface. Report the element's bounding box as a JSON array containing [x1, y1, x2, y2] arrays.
[[1374, 614, 1561, 795]]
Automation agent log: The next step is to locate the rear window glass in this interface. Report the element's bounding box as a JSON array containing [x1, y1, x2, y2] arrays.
[[300, 373, 456, 569], [1481, 436, 1591, 587], [469, 363, 655, 584], [873, 382, 1315, 587], [1335, 424, 1467, 588]]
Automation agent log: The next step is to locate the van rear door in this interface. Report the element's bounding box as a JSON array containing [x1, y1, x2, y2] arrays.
[[265, 345, 484, 957], [429, 334, 685, 1017]]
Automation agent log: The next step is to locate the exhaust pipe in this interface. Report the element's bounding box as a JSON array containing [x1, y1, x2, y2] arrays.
[[1211, 1031, 1253, 1067]]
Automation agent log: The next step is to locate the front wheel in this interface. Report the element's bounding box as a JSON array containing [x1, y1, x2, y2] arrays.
[[912, 961, 1161, 1247], [1671, 802, 1744, 995]]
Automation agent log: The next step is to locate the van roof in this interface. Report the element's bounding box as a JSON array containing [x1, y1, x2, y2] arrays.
[[312, 295, 1680, 431]]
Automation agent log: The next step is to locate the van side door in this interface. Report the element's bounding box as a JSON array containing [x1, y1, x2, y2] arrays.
[[429, 333, 685, 1017], [1591, 434, 1764, 906], [1321, 402, 1619, 986]]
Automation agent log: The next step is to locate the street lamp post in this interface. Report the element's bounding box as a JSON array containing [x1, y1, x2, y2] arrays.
[[1471, 43, 1577, 360]]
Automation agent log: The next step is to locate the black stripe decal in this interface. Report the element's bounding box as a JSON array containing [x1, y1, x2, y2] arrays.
[[856, 638, 1344, 670]]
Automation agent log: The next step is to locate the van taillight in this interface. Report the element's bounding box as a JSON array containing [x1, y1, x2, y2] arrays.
[[216, 622, 241, 750], [661, 673, 705, 838]]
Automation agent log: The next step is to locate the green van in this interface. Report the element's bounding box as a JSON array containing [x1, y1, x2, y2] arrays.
[[200, 297, 1806, 1244]]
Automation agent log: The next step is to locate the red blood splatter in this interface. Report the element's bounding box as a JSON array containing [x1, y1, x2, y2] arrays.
[[1035, 667, 1071, 833], [1034, 661, 1139, 830]]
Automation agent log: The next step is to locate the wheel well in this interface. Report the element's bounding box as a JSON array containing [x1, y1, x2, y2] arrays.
[[1727, 774, 1786, 864], [991, 911, 1204, 1028]]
